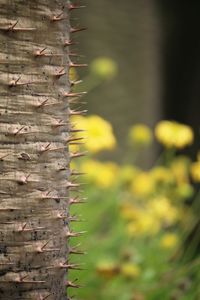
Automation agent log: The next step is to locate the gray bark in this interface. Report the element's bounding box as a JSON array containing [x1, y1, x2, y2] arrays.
[[0, 1, 79, 299]]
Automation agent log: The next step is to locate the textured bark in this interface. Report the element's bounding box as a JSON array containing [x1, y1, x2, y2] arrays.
[[0, 1, 78, 299]]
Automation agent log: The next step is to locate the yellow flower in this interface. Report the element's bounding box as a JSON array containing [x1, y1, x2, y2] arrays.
[[121, 263, 141, 279], [90, 57, 118, 79], [118, 165, 140, 185], [120, 203, 141, 221], [148, 196, 179, 226], [155, 121, 193, 149], [96, 261, 119, 278], [131, 172, 155, 198], [128, 124, 152, 147], [86, 115, 116, 153], [69, 67, 78, 82], [170, 156, 190, 185], [160, 233, 179, 249], [71, 115, 116, 153], [151, 166, 174, 186], [80, 159, 119, 188], [127, 212, 160, 237], [191, 161, 200, 182]]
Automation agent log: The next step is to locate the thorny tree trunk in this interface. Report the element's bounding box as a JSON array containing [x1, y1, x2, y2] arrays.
[[0, 1, 84, 299]]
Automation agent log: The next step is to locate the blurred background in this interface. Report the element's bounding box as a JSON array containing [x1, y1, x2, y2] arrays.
[[68, 1, 200, 299]]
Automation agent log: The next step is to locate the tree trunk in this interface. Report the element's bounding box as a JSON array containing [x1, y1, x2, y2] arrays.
[[0, 1, 81, 299]]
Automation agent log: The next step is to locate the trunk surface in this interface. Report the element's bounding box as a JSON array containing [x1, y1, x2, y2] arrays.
[[0, 1, 74, 299]]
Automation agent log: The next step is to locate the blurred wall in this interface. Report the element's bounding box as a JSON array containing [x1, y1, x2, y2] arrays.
[[72, 0, 161, 165]]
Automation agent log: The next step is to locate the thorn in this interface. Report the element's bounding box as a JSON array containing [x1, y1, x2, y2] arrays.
[[68, 3, 86, 11], [14, 125, 25, 135], [61, 261, 83, 270], [54, 67, 66, 78], [18, 152, 31, 161], [70, 27, 87, 33], [52, 119, 68, 128], [39, 293, 52, 300], [34, 47, 47, 57], [41, 240, 50, 250], [68, 52, 84, 57], [68, 214, 80, 222], [37, 98, 49, 108], [69, 196, 86, 205], [17, 173, 31, 185], [69, 108, 87, 115], [7, 20, 19, 31], [66, 230, 86, 238], [68, 244, 86, 255], [64, 39, 77, 47], [9, 76, 21, 87], [70, 79, 83, 87], [70, 151, 87, 159], [39, 142, 51, 153], [64, 91, 87, 98], [6, 20, 36, 31], [66, 136, 84, 143], [51, 12, 65, 22], [65, 279, 82, 288], [0, 153, 9, 161], [66, 181, 80, 189], [70, 170, 85, 176], [69, 62, 88, 68], [20, 274, 29, 282]]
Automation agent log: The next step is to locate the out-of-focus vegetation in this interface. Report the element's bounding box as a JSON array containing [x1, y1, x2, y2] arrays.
[[67, 57, 200, 300]]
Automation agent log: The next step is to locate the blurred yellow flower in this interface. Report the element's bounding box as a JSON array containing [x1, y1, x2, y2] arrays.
[[120, 263, 141, 279], [90, 57, 118, 79], [118, 165, 140, 186], [69, 66, 78, 82], [170, 156, 190, 185], [128, 124, 153, 147], [148, 196, 179, 226], [190, 161, 200, 182], [155, 121, 193, 149], [71, 115, 117, 153], [160, 233, 179, 249], [151, 166, 174, 186], [175, 183, 194, 199], [120, 202, 141, 221], [127, 212, 160, 236], [131, 172, 155, 198], [86, 115, 116, 153], [80, 159, 119, 188], [96, 261, 119, 278]]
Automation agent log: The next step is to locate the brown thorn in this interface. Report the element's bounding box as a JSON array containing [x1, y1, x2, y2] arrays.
[[68, 244, 86, 255], [34, 47, 47, 57], [70, 27, 87, 33], [71, 170, 85, 176], [70, 151, 87, 159], [14, 125, 25, 135], [39, 142, 51, 153], [64, 91, 87, 97], [8, 20, 19, 31], [69, 108, 87, 116], [65, 279, 82, 288], [9, 76, 21, 87], [69, 62, 88, 68], [68, 3, 86, 11], [0, 153, 9, 161], [66, 230, 86, 238], [37, 98, 49, 108], [66, 136, 84, 143], [64, 39, 77, 47], [51, 12, 65, 22], [39, 293, 52, 300]]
